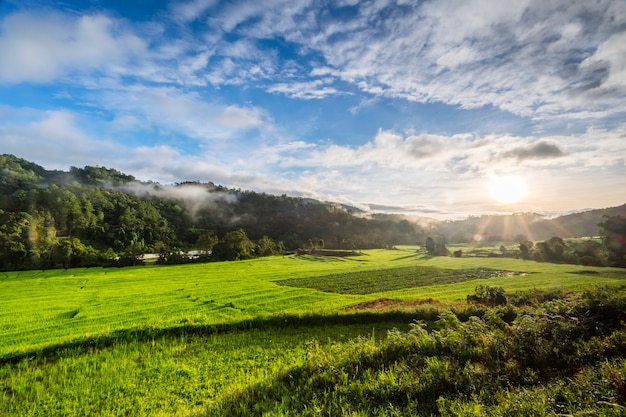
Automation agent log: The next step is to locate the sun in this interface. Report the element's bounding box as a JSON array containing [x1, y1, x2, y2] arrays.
[[489, 174, 527, 204]]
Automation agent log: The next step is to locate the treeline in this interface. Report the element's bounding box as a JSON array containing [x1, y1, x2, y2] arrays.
[[0, 155, 422, 270], [435, 228, 626, 268]]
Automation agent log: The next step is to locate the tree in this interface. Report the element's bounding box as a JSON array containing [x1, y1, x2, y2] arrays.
[[424, 236, 448, 256], [519, 241, 532, 259], [0, 211, 30, 270], [424, 237, 435, 255], [256, 236, 283, 257], [599, 215, 626, 267], [213, 229, 255, 261], [196, 231, 218, 255]]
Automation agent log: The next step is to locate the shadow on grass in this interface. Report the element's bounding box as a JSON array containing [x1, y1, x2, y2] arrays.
[[296, 255, 348, 262], [390, 252, 429, 261], [0, 310, 436, 366]]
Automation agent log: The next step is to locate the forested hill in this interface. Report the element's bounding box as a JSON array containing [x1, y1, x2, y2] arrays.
[[0, 154, 422, 270], [1, 154, 623, 271]]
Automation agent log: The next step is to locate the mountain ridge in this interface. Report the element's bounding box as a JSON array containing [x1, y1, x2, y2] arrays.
[[1, 153, 624, 245]]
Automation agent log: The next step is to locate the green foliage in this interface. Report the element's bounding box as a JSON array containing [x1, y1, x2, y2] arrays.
[[600, 215, 626, 267], [424, 235, 448, 256], [196, 230, 218, 255], [210, 287, 626, 416], [255, 235, 284, 257], [69, 165, 135, 185], [212, 229, 255, 261], [467, 285, 507, 306], [0, 210, 29, 269]]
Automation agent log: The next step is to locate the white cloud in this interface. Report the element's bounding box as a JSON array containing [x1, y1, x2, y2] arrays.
[[581, 32, 626, 90], [267, 79, 341, 99], [218, 105, 264, 129], [201, 0, 625, 121], [0, 109, 121, 169], [170, 0, 219, 23], [97, 86, 268, 141], [0, 12, 148, 83]]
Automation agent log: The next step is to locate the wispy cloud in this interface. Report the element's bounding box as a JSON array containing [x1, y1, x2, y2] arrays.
[[0, 0, 624, 218], [267, 79, 342, 99], [96, 85, 269, 142], [0, 108, 122, 169]]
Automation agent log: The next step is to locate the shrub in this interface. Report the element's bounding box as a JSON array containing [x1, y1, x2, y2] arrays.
[[467, 285, 507, 306]]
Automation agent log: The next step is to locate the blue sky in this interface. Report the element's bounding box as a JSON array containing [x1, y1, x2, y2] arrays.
[[1, 0, 625, 219]]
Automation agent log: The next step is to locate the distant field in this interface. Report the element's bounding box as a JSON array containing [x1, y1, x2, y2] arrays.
[[274, 266, 527, 294], [1, 247, 625, 357], [2, 247, 626, 416]]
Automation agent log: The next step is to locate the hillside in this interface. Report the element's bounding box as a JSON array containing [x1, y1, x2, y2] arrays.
[[0, 154, 421, 270], [1, 154, 623, 271]]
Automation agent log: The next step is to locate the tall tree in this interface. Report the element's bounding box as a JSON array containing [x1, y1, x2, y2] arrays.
[[213, 229, 255, 261]]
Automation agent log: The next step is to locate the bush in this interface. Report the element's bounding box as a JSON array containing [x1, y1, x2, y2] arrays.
[[467, 285, 507, 306]]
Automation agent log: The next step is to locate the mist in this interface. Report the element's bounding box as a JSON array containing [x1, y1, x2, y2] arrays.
[[118, 181, 239, 216]]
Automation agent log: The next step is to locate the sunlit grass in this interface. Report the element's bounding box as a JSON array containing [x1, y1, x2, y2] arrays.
[[1, 248, 626, 416], [0, 322, 403, 417], [1, 247, 624, 357]]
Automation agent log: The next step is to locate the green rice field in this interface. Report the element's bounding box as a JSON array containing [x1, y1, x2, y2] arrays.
[[2, 247, 626, 416]]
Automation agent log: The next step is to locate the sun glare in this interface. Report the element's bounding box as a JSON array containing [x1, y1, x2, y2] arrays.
[[489, 174, 527, 204]]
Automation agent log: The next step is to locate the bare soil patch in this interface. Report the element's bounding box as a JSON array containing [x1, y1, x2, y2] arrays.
[[344, 297, 449, 311]]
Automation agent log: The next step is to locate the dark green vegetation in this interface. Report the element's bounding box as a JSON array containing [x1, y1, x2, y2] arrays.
[[275, 266, 525, 295], [2, 250, 626, 416], [0, 154, 422, 270], [211, 287, 626, 416]]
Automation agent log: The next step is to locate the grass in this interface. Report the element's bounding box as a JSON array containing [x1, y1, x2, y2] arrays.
[[2, 248, 625, 357], [1, 246, 626, 416], [1, 322, 406, 417]]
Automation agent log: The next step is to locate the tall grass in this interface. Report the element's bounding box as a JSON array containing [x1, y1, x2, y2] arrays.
[[0, 322, 405, 417], [208, 287, 626, 416]]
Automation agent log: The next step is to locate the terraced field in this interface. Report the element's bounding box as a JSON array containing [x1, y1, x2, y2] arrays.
[[2, 247, 625, 416]]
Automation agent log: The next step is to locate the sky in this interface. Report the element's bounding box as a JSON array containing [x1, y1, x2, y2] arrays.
[[0, 0, 625, 220]]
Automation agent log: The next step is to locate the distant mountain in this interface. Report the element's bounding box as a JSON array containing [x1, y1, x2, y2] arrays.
[[433, 205, 626, 243], [529, 204, 626, 240]]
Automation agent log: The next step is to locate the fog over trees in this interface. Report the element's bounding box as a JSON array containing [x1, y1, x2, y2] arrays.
[[1, 154, 624, 271]]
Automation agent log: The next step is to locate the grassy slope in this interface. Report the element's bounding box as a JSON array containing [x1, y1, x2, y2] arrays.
[[1, 248, 625, 357], [2, 248, 626, 416], [1, 323, 404, 417]]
